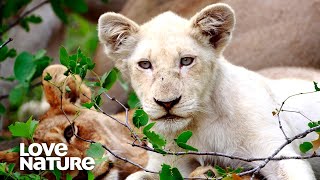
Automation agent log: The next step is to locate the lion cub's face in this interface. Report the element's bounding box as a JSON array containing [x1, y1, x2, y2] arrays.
[[99, 4, 235, 130]]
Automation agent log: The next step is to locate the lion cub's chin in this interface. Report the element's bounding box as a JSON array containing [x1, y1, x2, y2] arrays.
[[153, 117, 192, 133]]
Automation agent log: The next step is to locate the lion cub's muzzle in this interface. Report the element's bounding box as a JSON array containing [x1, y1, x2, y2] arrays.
[[154, 96, 181, 111]]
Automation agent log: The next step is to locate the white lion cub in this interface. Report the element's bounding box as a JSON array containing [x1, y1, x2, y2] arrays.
[[98, 3, 320, 180]]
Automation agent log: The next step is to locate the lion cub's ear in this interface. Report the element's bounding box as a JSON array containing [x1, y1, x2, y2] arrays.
[[189, 3, 235, 53], [98, 12, 140, 60], [42, 64, 91, 108]]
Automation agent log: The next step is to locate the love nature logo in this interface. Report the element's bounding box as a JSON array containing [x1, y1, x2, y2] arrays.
[[19, 143, 95, 171]]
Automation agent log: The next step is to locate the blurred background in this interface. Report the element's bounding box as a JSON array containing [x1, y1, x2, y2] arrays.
[[0, 0, 320, 145]]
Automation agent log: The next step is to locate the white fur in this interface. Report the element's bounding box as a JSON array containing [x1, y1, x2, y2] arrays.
[[98, 3, 320, 180]]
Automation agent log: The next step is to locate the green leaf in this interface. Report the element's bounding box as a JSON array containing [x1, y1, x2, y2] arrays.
[[20, 18, 30, 32], [0, 41, 9, 62], [143, 123, 166, 149], [175, 131, 193, 144], [59, 46, 69, 66], [69, 59, 77, 72], [143, 122, 156, 134], [171, 167, 183, 180], [97, 88, 107, 96], [7, 163, 14, 173], [2, 0, 31, 18], [14, 52, 36, 82], [82, 102, 94, 109], [0, 103, 5, 115], [314, 81, 320, 91], [65, 0, 88, 13], [159, 164, 171, 180], [0, 163, 7, 175], [86, 143, 105, 159], [101, 68, 118, 90], [159, 164, 183, 180], [34, 49, 47, 60], [50, 0, 68, 23], [7, 49, 17, 58], [6, 146, 20, 153], [128, 91, 141, 109], [20, 15, 42, 31], [215, 165, 226, 176], [85, 81, 99, 88], [33, 56, 52, 80], [145, 130, 166, 148], [94, 156, 108, 165], [232, 167, 243, 174], [8, 116, 38, 140], [300, 142, 313, 153], [26, 15, 42, 23], [174, 130, 198, 152], [87, 171, 94, 180], [308, 122, 320, 133], [86, 58, 95, 70], [9, 84, 28, 108], [13, 172, 21, 178], [93, 95, 102, 109], [24, 173, 42, 179], [79, 66, 87, 79], [133, 109, 149, 128], [66, 173, 73, 180], [51, 167, 61, 180], [176, 142, 198, 152]]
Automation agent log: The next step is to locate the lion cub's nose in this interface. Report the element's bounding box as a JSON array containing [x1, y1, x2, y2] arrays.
[[154, 96, 181, 111]]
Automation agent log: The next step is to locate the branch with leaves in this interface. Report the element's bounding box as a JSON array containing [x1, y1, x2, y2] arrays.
[[52, 48, 320, 179], [2, 47, 320, 180]]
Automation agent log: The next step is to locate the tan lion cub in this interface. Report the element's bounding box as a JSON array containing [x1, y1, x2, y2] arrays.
[[98, 3, 320, 180]]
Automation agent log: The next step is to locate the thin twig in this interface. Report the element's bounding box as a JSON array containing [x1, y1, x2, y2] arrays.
[[239, 124, 320, 177], [275, 91, 317, 141], [80, 91, 143, 144], [131, 143, 320, 162], [0, 38, 13, 49], [277, 112, 288, 140], [0, 0, 50, 36], [281, 109, 313, 122], [104, 92, 142, 144]]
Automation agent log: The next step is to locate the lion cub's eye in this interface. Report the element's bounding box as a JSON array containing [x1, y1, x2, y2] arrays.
[[138, 61, 152, 69], [180, 57, 194, 66], [64, 124, 75, 142]]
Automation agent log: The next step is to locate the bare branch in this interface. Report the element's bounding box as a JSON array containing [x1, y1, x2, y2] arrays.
[[281, 109, 313, 122], [0, 38, 13, 49], [131, 142, 320, 162], [239, 120, 320, 177], [103, 92, 142, 144]]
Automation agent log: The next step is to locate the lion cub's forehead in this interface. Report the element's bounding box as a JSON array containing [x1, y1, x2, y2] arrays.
[[140, 11, 189, 38], [131, 12, 198, 61]]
